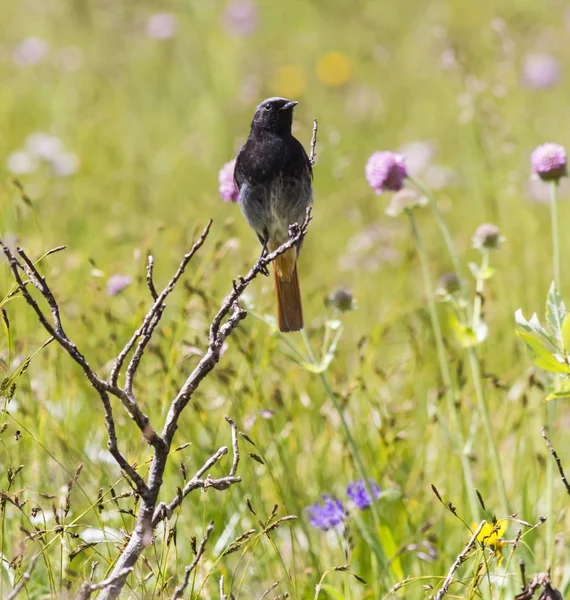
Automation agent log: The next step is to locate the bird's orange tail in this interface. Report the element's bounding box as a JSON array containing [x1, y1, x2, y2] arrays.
[[272, 247, 303, 332]]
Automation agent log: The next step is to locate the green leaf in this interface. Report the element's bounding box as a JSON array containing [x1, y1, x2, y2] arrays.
[[546, 379, 570, 401], [516, 330, 570, 374], [321, 585, 346, 600], [515, 309, 559, 355], [561, 314, 570, 351], [449, 313, 478, 348], [478, 266, 496, 280], [546, 282, 566, 344]]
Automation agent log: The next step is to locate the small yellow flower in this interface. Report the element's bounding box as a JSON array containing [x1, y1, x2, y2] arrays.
[[316, 51, 352, 87], [473, 520, 508, 565], [272, 65, 306, 98]]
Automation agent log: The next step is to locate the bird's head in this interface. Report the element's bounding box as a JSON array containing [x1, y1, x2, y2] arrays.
[[251, 97, 298, 134]]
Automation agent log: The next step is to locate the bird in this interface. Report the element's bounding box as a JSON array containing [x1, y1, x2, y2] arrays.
[[234, 97, 313, 332]]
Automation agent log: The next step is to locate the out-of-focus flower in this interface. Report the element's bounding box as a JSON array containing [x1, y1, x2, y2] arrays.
[[399, 141, 435, 177], [25, 133, 64, 161], [326, 289, 355, 312], [339, 222, 402, 272], [385, 189, 427, 217], [347, 478, 381, 509], [316, 52, 352, 87], [526, 177, 569, 204], [54, 46, 83, 72], [473, 519, 507, 565], [522, 53, 561, 89], [7, 151, 36, 175], [531, 143, 567, 182], [222, 0, 259, 37], [51, 152, 79, 177], [472, 223, 504, 251], [219, 159, 238, 203], [306, 495, 346, 530], [146, 13, 177, 39], [272, 65, 306, 99], [106, 274, 132, 296], [437, 273, 461, 295], [12, 37, 49, 66], [366, 151, 407, 194]]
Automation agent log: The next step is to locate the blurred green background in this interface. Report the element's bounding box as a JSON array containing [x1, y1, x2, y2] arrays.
[[1, 0, 569, 598]]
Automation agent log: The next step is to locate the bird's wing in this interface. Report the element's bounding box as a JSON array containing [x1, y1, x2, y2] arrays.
[[233, 144, 246, 189]]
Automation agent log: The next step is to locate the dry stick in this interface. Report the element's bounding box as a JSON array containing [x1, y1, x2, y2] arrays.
[[76, 568, 133, 600], [219, 575, 228, 600], [309, 118, 318, 166], [542, 426, 570, 497], [5, 555, 39, 600], [258, 581, 280, 600], [434, 521, 485, 600], [146, 255, 158, 300], [170, 521, 214, 600]]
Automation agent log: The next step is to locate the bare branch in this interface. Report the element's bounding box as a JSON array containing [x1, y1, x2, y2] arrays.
[[5, 554, 39, 600], [309, 118, 318, 166], [170, 521, 214, 600], [152, 418, 241, 527], [541, 426, 570, 497], [434, 521, 484, 600], [111, 219, 213, 390], [258, 581, 280, 600], [146, 255, 158, 300], [76, 568, 133, 600]]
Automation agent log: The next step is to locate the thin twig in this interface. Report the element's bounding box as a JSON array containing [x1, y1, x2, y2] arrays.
[[220, 575, 227, 600], [434, 521, 485, 600], [146, 255, 158, 300], [258, 581, 280, 600], [309, 118, 318, 166], [76, 568, 133, 600], [170, 522, 214, 599], [541, 426, 570, 497], [5, 555, 39, 600]]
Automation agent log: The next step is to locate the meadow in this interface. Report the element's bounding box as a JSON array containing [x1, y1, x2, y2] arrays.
[[1, 0, 569, 598]]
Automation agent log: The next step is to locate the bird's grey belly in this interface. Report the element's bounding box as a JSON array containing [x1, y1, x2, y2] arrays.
[[238, 177, 312, 244]]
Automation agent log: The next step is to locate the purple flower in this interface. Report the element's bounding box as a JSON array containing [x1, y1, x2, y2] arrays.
[[12, 37, 49, 67], [146, 13, 177, 39], [365, 151, 407, 194], [346, 479, 381, 510], [531, 143, 567, 182], [106, 274, 132, 296], [522, 54, 561, 90], [222, 0, 259, 37], [306, 495, 346, 530], [219, 159, 239, 203]]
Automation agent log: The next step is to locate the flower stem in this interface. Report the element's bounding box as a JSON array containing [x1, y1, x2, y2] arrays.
[[472, 252, 489, 334], [409, 175, 466, 292], [408, 211, 479, 523], [546, 181, 560, 561], [300, 330, 389, 573]]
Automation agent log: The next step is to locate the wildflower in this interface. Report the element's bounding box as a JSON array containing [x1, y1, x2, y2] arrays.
[[51, 152, 79, 177], [522, 54, 561, 90], [25, 133, 64, 160], [6, 151, 36, 175], [146, 13, 177, 39], [306, 495, 346, 530], [474, 519, 508, 565], [346, 478, 381, 510], [316, 52, 352, 87], [437, 273, 461, 295], [219, 159, 239, 203], [106, 274, 132, 296], [222, 0, 259, 37], [365, 151, 407, 194], [531, 143, 567, 182], [385, 189, 427, 217], [326, 289, 355, 312], [399, 141, 435, 177], [471, 223, 504, 251], [12, 37, 49, 67]]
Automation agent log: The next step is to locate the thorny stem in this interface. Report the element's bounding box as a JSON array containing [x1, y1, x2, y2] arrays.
[[408, 211, 479, 523]]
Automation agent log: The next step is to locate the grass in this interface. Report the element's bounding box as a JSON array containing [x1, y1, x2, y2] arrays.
[[1, 0, 569, 598]]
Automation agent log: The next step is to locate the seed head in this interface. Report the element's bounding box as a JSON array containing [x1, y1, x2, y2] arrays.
[[385, 189, 427, 217], [472, 223, 503, 251]]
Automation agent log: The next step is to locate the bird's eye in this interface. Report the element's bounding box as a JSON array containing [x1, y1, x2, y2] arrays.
[[264, 103, 272, 111]]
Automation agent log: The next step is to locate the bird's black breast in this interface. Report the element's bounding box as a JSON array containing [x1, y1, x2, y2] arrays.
[[234, 132, 312, 189]]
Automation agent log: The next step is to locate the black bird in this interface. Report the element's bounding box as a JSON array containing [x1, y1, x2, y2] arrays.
[[234, 97, 313, 332]]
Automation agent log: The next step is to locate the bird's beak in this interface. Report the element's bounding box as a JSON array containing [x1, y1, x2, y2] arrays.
[[279, 100, 298, 111]]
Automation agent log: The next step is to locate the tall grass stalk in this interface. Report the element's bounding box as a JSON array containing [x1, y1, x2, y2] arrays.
[[407, 211, 479, 523]]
